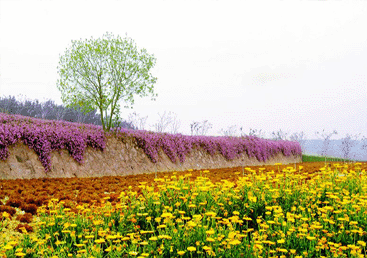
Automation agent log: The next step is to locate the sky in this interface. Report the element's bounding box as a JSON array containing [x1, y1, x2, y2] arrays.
[[1, 0, 367, 142]]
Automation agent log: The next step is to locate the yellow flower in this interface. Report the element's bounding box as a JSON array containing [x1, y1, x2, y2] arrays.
[[229, 239, 241, 245], [187, 221, 197, 227], [93, 220, 103, 226], [177, 251, 186, 256], [3, 245, 13, 250], [306, 236, 316, 240], [95, 239, 105, 244], [206, 229, 215, 235], [187, 246, 196, 252], [249, 196, 257, 202], [357, 241, 366, 247], [205, 211, 216, 217], [277, 239, 285, 244], [203, 246, 212, 251], [106, 235, 117, 240], [161, 212, 173, 218]]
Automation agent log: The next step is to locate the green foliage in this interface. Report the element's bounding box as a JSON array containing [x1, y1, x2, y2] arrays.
[[302, 154, 361, 163], [56, 32, 158, 132]]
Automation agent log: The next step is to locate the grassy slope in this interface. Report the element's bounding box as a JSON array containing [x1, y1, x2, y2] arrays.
[[301, 153, 364, 163]]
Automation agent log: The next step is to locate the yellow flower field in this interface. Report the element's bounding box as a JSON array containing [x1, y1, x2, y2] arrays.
[[1, 161, 367, 257]]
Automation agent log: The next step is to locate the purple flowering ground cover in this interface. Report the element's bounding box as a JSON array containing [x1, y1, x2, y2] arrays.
[[0, 113, 302, 173]]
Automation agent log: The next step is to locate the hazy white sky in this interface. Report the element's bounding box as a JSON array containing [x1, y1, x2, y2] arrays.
[[1, 0, 367, 140]]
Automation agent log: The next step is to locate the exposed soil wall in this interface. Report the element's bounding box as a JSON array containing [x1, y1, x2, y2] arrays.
[[0, 134, 302, 180]]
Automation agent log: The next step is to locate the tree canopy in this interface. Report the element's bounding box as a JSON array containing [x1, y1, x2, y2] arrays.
[[56, 32, 158, 133]]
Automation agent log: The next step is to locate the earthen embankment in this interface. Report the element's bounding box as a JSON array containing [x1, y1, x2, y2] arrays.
[[0, 134, 302, 180]]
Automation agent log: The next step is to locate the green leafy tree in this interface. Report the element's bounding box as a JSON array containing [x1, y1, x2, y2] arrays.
[[56, 32, 158, 132]]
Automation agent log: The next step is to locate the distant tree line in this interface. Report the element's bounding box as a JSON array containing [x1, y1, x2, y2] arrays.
[[0, 94, 136, 130]]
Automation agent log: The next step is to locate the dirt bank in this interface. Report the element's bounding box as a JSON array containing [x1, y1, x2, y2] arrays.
[[0, 134, 302, 180]]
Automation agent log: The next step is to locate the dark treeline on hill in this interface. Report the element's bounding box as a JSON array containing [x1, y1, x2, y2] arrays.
[[0, 94, 136, 131]]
